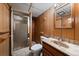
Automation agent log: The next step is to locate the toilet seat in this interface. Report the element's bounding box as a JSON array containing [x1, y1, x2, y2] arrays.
[[31, 44, 42, 51]]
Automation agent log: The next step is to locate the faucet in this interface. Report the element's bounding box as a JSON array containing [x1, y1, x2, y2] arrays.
[[58, 37, 62, 41], [58, 36, 65, 41]]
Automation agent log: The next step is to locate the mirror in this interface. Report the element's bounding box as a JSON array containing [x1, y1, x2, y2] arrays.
[[54, 3, 72, 28]]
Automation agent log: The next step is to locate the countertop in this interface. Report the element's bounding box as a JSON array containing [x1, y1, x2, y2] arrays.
[[41, 36, 79, 56]]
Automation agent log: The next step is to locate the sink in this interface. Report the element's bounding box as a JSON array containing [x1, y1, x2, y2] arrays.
[[50, 40, 69, 48]]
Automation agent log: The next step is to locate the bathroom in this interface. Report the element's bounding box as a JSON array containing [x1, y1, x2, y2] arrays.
[[0, 3, 79, 56]]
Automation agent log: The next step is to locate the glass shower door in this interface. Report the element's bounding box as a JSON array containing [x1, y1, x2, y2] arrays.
[[13, 15, 29, 51]]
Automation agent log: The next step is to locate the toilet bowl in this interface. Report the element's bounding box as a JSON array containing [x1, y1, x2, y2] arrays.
[[31, 44, 42, 56]]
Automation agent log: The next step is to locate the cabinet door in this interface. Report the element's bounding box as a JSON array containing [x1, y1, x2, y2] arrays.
[[0, 33, 9, 56], [0, 4, 4, 32], [0, 4, 10, 56], [0, 4, 9, 32], [3, 4, 9, 32], [42, 48, 53, 56]]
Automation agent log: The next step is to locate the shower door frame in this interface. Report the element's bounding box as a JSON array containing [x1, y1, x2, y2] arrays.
[[11, 10, 32, 55]]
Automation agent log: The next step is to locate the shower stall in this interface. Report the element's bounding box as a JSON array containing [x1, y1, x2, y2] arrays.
[[13, 11, 29, 51]]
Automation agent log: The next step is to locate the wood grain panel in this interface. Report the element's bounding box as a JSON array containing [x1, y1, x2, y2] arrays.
[[0, 33, 9, 56], [0, 4, 10, 32], [0, 3, 10, 56], [32, 17, 36, 41], [0, 4, 4, 32], [74, 4, 79, 43]]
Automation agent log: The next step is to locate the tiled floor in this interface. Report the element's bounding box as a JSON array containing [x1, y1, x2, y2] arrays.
[[13, 47, 33, 56], [12, 41, 36, 56], [12, 41, 42, 56]]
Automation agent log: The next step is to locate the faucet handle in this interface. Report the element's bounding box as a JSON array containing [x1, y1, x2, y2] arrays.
[[58, 37, 61, 41], [54, 36, 59, 39]]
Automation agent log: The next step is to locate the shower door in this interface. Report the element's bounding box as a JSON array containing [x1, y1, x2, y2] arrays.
[[13, 16, 29, 50]]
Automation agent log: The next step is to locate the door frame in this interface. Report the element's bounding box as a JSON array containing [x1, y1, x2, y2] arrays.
[[11, 9, 14, 56], [9, 5, 11, 56]]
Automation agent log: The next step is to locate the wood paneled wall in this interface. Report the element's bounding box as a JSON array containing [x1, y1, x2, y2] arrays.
[[33, 6, 55, 43], [74, 4, 79, 43], [33, 4, 79, 43], [32, 17, 36, 41]]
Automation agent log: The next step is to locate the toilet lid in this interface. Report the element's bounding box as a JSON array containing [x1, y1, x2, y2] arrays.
[[31, 44, 42, 51]]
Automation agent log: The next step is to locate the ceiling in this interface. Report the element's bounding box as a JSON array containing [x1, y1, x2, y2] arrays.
[[9, 3, 53, 17]]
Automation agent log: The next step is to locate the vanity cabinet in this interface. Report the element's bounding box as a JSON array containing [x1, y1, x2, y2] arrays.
[[42, 41, 68, 56]]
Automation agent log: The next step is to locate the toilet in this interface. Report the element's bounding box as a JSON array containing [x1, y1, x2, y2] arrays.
[[31, 44, 42, 56]]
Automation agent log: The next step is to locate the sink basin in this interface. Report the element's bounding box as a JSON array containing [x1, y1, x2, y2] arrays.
[[50, 40, 69, 48]]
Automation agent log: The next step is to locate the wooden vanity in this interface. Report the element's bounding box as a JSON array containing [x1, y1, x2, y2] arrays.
[[42, 41, 68, 56]]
